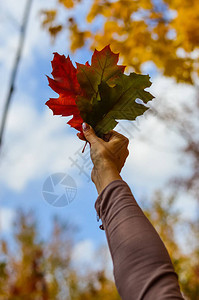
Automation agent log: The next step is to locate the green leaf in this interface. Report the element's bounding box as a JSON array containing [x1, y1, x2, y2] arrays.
[[76, 45, 125, 100], [79, 73, 154, 137]]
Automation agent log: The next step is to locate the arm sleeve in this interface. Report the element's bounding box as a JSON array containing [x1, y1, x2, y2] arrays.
[[95, 180, 184, 300]]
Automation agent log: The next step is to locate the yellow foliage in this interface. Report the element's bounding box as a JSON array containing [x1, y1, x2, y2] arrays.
[[172, 5, 199, 52], [69, 23, 91, 52], [40, 10, 57, 27], [41, 0, 199, 82], [58, 0, 75, 9], [49, 25, 63, 40], [0, 212, 120, 299], [1, 201, 198, 299], [144, 192, 199, 300]]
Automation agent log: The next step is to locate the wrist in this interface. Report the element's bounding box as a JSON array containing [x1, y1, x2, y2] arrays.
[[92, 162, 122, 194]]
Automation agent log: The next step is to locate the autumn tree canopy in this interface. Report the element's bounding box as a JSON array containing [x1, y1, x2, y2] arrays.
[[41, 0, 199, 198], [0, 212, 120, 299], [0, 202, 198, 299], [41, 0, 199, 84], [37, 2, 199, 298], [144, 192, 199, 299]]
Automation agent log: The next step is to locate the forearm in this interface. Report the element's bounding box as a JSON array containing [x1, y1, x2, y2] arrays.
[[95, 180, 184, 300]]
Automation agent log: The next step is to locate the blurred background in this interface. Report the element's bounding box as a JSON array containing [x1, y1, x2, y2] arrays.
[[0, 0, 198, 298]]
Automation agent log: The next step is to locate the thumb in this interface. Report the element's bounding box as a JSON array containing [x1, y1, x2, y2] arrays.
[[82, 122, 99, 144]]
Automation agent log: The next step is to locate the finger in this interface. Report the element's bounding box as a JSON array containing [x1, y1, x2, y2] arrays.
[[82, 122, 99, 145], [108, 130, 129, 143]]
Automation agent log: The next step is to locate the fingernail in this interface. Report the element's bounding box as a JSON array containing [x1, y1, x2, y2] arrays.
[[82, 122, 90, 131]]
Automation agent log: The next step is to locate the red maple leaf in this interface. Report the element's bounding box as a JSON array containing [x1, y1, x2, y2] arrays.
[[46, 46, 153, 143], [45, 52, 84, 132]]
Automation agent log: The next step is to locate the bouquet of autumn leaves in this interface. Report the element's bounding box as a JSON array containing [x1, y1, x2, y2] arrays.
[[46, 45, 154, 143]]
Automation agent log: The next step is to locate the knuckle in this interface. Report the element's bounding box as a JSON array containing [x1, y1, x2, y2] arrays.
[[85, 130, 92, 137], [115, 134, 129, 144], [120, 138, 129, 149], [123, 136, 129, 145]]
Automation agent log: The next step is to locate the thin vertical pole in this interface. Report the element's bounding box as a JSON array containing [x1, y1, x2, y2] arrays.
[[0, 0, 33, 150]]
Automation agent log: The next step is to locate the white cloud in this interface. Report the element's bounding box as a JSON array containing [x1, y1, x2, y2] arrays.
[[0, 0, 71, 120], [119, 76, 196, 196], [71, 239, 113, 278], [0, 96, 84, 191], [72, 239, 95, 266], [0, 0, 88, 191], [0, 208, 15, 232], [150, 76, 197, 111], [0, 75, 196, 202], [1, 0, 197, 221]]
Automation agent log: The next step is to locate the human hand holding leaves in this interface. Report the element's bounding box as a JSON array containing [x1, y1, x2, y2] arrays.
[[46, 45, 154, 139]]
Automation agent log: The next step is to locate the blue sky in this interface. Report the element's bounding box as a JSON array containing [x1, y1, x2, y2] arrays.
[[0, 0, 197, 268]]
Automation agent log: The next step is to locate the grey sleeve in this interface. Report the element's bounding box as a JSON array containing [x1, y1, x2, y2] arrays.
[[95, 180, 184, 300]]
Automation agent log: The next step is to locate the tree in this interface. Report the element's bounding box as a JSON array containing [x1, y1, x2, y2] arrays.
[[151, 90, 199, 201], [38, 2, 199, 298], [0, 0, 33, 151], [144, 192, 199, 300], [40, 0, 199, 199], [0, 211, 120, 299], [0, 205, 198, 299], [41, 0, 199, 84]]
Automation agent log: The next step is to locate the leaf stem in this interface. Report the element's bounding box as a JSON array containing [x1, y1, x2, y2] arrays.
[[82, 141, 88, 153]]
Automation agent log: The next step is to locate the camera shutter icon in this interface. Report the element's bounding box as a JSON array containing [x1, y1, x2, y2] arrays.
[[42, 173, 77, 207]]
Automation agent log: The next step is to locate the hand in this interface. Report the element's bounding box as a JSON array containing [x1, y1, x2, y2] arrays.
[[77, 123, 129, 194]]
